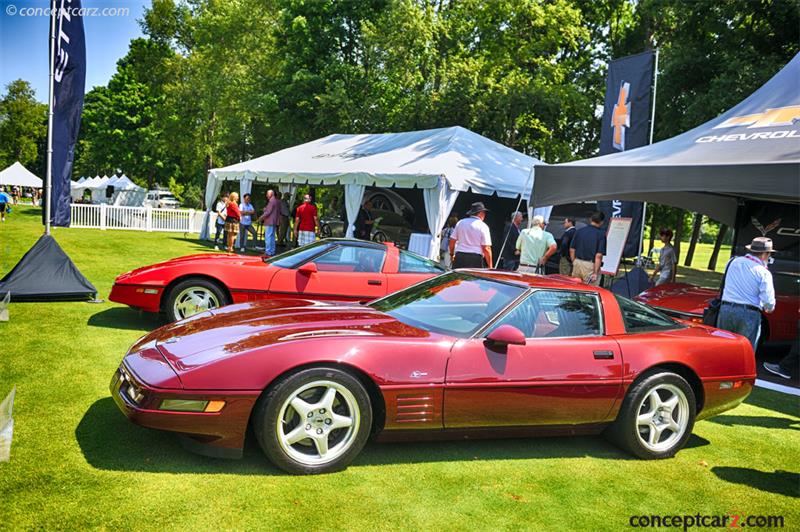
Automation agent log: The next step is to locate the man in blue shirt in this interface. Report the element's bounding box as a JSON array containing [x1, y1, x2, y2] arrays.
[[717, 237, 776, 349], [559, 217, 576, 275], [569, 211, 607, 286], [239, 193, 257, 252]]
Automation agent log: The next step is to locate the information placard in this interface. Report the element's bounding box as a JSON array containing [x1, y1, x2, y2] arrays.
[[601, 217, 633, 276]]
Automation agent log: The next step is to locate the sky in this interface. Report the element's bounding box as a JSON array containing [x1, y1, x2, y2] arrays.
[[0, 0, 149, 102]]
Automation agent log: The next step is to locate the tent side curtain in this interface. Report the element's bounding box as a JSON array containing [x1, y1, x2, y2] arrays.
[[424, 180, 460, 259]]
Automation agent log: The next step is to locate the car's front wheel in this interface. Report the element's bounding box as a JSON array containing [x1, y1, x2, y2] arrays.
[[254, 367, 372, 474], [607, 371, 696, 459], [164, 278, 228, 322]]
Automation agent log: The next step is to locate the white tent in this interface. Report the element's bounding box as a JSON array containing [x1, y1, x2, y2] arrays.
[[204, 126, 542, 258], [107, 175, 146, 206], [0, 162, 43, 188], [89, 175, 112, 203]]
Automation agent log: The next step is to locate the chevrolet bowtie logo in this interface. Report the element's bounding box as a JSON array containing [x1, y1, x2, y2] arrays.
[[612, 81, 631, 151], [714, 105, 800, 129]]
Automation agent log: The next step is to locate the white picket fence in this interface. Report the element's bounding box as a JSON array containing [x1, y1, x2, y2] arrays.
[[70, 204, 204, 233]]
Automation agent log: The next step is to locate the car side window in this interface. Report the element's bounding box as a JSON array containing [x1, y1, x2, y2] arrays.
[[614, 294, 681, 333], [398, 250, 445, 273], [314, 246, 386, 273], [487, 290, 603, 338]]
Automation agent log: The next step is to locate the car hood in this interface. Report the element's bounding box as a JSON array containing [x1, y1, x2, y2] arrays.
[[115, 253, 266, 283], [141, 299, 429, 373], [635, 283, 718, 315]]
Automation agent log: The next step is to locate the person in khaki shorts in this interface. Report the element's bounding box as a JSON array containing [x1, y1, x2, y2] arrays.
[[516, 215, 556, 274], [559, 217, 576, 275], [569, 211, 607, 286]]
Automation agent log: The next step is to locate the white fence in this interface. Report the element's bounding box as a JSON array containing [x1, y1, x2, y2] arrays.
[[70, 204, 204, 233]]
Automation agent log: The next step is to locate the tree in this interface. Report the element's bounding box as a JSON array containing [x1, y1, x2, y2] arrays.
[[0, 80, 47, 174]]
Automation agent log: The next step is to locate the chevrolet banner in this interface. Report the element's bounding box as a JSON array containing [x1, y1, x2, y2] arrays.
[[45, 0, 86, 227], [598, 51, 655, 257]]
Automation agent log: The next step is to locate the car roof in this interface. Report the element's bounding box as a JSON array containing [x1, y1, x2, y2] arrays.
[[321, 238, 395, 250], [458, 269, 604, 293]]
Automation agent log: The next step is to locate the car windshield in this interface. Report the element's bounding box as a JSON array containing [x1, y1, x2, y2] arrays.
[[370, 272, 527, 337], [265, 241, 336, 268]]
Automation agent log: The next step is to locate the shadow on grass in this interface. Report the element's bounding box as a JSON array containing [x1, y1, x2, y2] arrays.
[[76, 398, 281, 475], [79, 398, 704, 475], [712, 467, 799, 498], [744, 387, 800, 418], [708, 415, 799, 431], [88, 307, 164, 331]]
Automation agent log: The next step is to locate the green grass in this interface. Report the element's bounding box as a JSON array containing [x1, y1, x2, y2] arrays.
[[1, 205, 798, 530]]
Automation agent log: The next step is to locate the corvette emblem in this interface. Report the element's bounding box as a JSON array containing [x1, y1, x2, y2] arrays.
[[751, 217, 781, 237], [410, 371, 428, 378], [611, 81, 631, 151]]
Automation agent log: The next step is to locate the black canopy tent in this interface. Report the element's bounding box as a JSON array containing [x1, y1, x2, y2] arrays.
[[532, 52, 800, 228]]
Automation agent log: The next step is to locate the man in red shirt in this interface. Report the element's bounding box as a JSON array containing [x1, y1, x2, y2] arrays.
[[294, 193, 318, 246]]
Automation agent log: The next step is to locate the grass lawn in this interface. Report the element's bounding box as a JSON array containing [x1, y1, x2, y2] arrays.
[[1, 205, 798, 530]]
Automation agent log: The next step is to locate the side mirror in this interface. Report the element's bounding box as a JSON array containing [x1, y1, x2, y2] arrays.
[[298, 262, 318, 275], [484, 324, 526, 348]]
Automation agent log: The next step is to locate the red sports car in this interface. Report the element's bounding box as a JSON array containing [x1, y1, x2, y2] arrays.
[[111, 270, 755, 474], [635, 271, 799, 348], [109, 239, 443, 321]]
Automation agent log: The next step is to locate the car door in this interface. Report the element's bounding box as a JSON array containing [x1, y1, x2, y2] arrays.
[[269, 243, 388, 301], [444, 289, 623, 428]]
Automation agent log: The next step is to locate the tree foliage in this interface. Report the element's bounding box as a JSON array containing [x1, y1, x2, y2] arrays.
[[3, 0, 796, 211], [0, 80, 47, 174]]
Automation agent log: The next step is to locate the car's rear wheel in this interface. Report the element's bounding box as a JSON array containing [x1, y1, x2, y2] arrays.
[[372, 231, 387, 243], [165, 278, 228, 322], [254, 367, 372, 474], [606, 371, 696, 459]]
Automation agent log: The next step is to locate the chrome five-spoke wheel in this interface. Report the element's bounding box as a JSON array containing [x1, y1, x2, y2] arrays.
[[606, 371, 696, 459], [174, 286, 220, 319], [165, 278, 228, 322], [635, 383, 689, 452], [255, 367, 372, 474], [277, 380, 360, 466]]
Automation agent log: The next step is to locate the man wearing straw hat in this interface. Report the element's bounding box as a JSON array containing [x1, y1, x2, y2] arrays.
[[717, 237, 776, 349]]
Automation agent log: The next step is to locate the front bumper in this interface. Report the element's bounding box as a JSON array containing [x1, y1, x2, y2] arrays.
[[110, 363, 260, 458], [109, 283, 164, 313]]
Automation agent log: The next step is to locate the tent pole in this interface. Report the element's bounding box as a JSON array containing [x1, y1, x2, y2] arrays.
[[494, 164, 534, 268], [639, 48, 660, 260], [44, 0, 56, 236]]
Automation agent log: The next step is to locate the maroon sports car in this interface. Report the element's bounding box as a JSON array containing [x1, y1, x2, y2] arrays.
[[635, 271, 799, 348], [111, 270, 756, 474]]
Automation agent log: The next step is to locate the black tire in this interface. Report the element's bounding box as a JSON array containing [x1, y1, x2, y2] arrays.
[[605, 371, 696, 459], [254, 366, 372, 475], [164, 277, 228, 322], [320, 224, 332, 237], [372, 231, 387, 243]]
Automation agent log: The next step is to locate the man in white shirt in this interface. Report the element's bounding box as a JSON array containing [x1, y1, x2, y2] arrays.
[[449, 202, 492, 268], [516, 215, 556, 274], [717, 237, 776, 349]]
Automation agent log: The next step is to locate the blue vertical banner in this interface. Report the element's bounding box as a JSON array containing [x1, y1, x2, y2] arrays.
[[46, 0, 86, 227], [597, 51, 654, 257]]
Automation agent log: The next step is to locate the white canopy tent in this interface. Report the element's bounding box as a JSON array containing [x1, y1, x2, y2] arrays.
[[0, 162, 43, 188], [89, 175, 112, 203], [204, 126, 542, 258], [107, 175, 146, 206]]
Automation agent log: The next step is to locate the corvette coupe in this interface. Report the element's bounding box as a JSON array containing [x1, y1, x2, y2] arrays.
[[109, 238, 443, 321], [635, 271, 799, 348], [111, 270, 756, 474]]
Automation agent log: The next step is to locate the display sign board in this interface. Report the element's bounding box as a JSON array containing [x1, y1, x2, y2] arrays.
[[601, 217, 633, 276]]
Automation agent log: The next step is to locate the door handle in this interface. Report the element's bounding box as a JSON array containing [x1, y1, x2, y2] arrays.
[[593, 350, 614, 360], [368, 280, 383, 286]]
